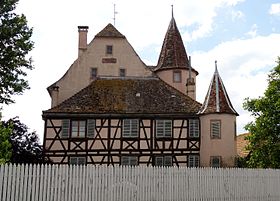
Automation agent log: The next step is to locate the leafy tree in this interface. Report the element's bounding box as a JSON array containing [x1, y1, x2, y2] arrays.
[[243, 57, 280, 168], [0, 0, 34, 105], [0, 116, 12, 164], [2, 117, 47, 164]]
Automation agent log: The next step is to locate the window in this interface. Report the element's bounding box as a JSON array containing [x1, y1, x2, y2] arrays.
[[188, 155, 199, 167], [155, 156, 172, 166], [61, 119, 70, 138], [106, 45, 113, 54], [211, 156, 221, 168], [211, 120, 221, 139], [189, 119, 199, 137], [121, 156, 138, 166], [91, 68, 97, 79], [156, 120, 172, 137], [69, 157, 86, 165], [173, 70, 182, 83], [122, 119, 139, 137], [87, 119, 95, 138], [71, 120, 86, 138], [119, 68, 126, 77]]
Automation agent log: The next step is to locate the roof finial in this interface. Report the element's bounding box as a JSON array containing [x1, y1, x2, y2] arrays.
[[215, 60, 218, 72], [171, 5, 174, 18], [113, 4, 118, 26]]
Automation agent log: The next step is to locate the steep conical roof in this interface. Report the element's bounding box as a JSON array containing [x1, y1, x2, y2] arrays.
[[154, 14, 190, 72], [199, 62, 238, 115], [95, 23, 125, 38]]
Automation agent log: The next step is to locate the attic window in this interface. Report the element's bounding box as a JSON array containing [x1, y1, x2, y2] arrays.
[[106, 45, 113, 55]]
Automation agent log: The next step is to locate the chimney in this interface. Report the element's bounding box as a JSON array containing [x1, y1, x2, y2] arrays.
[[78, 26, 89, 56]]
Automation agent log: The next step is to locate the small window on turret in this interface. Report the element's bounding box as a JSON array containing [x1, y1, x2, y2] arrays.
[[173, 70, 181, 83], [211, 120, 221, 139]]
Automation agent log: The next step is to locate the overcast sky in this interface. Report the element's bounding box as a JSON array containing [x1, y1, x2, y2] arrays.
[[2, 0, 280, 143]]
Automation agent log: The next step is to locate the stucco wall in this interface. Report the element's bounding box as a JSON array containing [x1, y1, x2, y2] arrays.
[[200, 114, 237, 167]]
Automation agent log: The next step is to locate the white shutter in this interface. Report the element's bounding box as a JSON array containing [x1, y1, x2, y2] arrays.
[[188, 155, 199, 167], [211, 121, 221, 138], [164, 120, 172, 137], [189, 119, 199, 137], [156, 120, 164, 137], [87, 119, 95, 138], [61, 119, 70, 138], [123, 119, 138, 137], [156, 120, 172, 137]]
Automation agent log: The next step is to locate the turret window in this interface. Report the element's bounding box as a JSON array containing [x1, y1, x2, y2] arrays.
[[173, 70, 182, 83], [211, 120, 221, 139], [210, 156, 221, 168]]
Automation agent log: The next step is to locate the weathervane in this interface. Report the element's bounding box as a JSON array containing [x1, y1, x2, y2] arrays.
[[113, 4, 118, 26]]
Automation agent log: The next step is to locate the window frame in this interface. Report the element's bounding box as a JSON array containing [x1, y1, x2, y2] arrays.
[[91, 67, 97, 79], [189, 119, 200, 138], [119, 68, 126, 77], [156, 120, 172, 138], [61, 119, 70, 138], [188, 155, 199, 167], [122, 119, 139, 138], [173, 70, 182, 83], [69, 156, 86, 165], [121, 156, 138, 166], [210, 156, 221, 168], [106, 45, 113, 55], [210, 120, 221, 139]]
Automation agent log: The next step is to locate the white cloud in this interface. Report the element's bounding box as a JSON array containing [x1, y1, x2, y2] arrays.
[[246, 24, 258, 37], [269, 3, 280, 16]]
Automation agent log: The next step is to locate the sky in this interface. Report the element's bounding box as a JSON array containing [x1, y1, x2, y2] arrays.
[[2, 0, 280, 143]]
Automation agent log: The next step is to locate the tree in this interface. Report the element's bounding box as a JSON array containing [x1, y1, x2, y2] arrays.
[[0, 117, 12, 164], [1, 117, 47, 164], [0, 0, 34, 105], [243, 57, 280, 168]]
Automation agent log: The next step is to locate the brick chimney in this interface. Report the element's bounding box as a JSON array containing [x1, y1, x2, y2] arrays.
[[78, 26, 89, 56]]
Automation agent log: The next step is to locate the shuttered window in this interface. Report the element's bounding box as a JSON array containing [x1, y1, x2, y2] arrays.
[[61, 119, 70, 138], [211, 156, 221, 168], [122, 119, 139, 137], [69, 157, 86, 165], [87, 119, 95, 138], [211, 120, 221, 139], [189, 119, 199, 137], [188, 155, 199, 167], [121, 156, 138, 166], [155, 156, 172, 167], [156, 120, 172, 137], [71, 120, 86, 138]]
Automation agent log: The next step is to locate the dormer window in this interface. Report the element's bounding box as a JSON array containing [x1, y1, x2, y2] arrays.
[[106, 45, 113, 55], [173, 70, 182, 83]]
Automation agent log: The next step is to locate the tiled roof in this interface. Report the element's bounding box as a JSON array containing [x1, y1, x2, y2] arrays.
[[154, 16, 196, 74], [95, 23, 125, 38], [199, 63, 238, 115], [236, 133, 250, 157], [43, 78, 201, 116]]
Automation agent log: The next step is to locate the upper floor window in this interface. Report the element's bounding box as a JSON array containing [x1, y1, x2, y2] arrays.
[[189, 119, 199, 138], [122, 119, 139, 137], [188, 155, 199, 167], [121, 156, 138, 166], [91, 68, 97, 79], [173, 70, 182, 83], [211, 120, 221, 139], [69, 156, 86, 165], [155, 156, 172, 167], [210, 156, 221, 168], [119, 68, 126, 77], [61, 119, 95, 138], [106, 45, 113, 55], [156, 120, 172, 137], [72, 120, 86, 137]]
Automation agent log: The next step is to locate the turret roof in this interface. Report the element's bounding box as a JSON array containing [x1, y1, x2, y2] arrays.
[[199, 62, 238, 115]]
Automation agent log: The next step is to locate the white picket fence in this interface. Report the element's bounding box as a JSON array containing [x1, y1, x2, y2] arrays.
[[0, 164, 280, 201]]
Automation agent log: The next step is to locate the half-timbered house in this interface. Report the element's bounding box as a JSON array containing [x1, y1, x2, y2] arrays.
[[43, 13, 238, 167]]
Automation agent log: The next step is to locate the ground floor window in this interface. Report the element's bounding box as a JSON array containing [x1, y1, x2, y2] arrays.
[[210, 156, 221, 168], [188, 155, 199, 167], [154, 156, 172, 166], [69, 156, 86, 165], [121, 156, 138, 166]]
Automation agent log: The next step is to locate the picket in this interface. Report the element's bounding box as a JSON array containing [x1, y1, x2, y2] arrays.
[[0, 164, 280, 201]]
